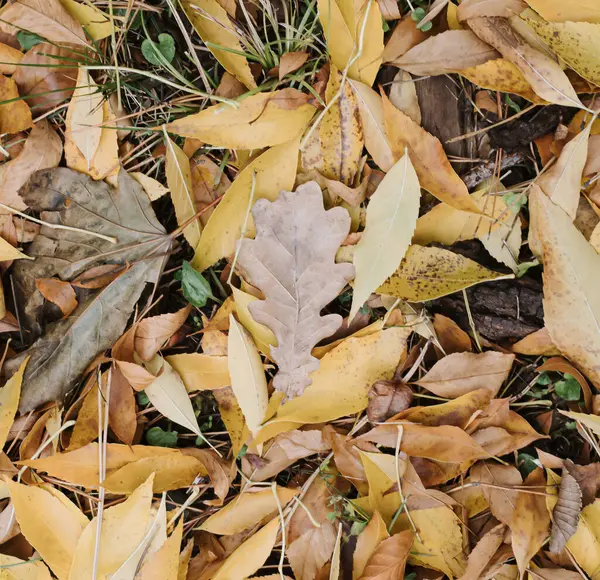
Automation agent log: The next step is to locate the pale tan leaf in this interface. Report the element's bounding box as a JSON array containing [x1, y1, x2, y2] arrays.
[[358, 530, 413, 580], [467, 17, 583, 108], [523, 0, 600, 22], [0, 554, 52, 579], [416, 351, 514, 398], [135, 519, 183, 580], [237, 181, 354, 398], [0, 236, 29, 262], [227, 314, 269, 436], [279, 51, 309, 79], [459, 523, 506, 580], [165, 136, 201, 250], [350, 152, 420, 319], [471, 462, 522, 526], [382, 14, 429, 63], [131, 172, 169, 202], [192, 137, 300, 271], [549, 471, 582, 553], [180, 0, 255, 88], [352, 511, 389, 579], [135, 306, 191, 362], [394, 29, 499, 74], [0, 358, 26, 450], [388, 70, 421, 125], [512, 327, 560, 356], [457, 0, 526, 20]]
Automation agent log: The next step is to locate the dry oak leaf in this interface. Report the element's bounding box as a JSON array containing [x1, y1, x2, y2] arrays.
[[165, 90, 315, 149], [415, 351, 515, 399], [135, 305, 191, 362], [549, 470, 582, 553], [467, 17, 583, 108], [394, 29, 499, 75], [237, 181, 354, 398], [11, 168, 171, 412], [357, 530, 413, 580]]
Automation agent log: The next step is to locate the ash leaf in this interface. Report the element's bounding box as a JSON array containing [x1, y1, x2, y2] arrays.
[[236, 181, 354, 399], [549, 471, 582, 554]]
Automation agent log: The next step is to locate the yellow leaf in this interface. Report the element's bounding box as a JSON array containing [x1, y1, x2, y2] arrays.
[[0, 74, 32, 134], [254, 327, 410, 445], [378, 245, 513, 302], [166, 353, 230, 391], [350, 152, 420, 320], [524, 0, 600, 23], [358, 451, 402, 524], [231, 286, 277, 357], [136, 519, 182, 580], [0, 358, 26, 449], [566, 500, 600, 580], [318, 0, 383, 86], [144, 356, 202, 437], [130, 172, 169, 201], [165, 136, 201, 250], [192, 137, 300, 271], [59, 0, 114, 40], [559, 410, 600, 435], [0, 554, 51, 580], [312, 319, 384, 359], [180, 0, 256, 88], [352, 511, 389, 579], [213, 386, 249, 457], [68, 475, 154, 580], [165, 91, 314, 149], [201, 487, 299, 535], [68, 67, 103, 165], [178, 539, 193, 580], [212, 517, 281, 580], [228, 314, 268, 436], [459, 59, 545, 103], [0, 41, 23, 75], [7, 479, 87, 580]]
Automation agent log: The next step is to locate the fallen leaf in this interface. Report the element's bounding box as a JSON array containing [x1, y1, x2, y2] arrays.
[[524, 0, 600, 22], [529, 184, 600, 390], [135, 519, 182, 580], [59, 0, 114, 40], [165, 136, 201, 250], [7, 479, 87, 580], [108, 367, 136, 446], [254, 327, 409, 445], [457, 0, 526, 20], [165, 90, 314, 149], [389, 70, 421, 125], [0, 41, 23, 74], [180, 0, 255, 88], [366, 380, 413, 422], [377, 245, 513, 302], [214, 386, 249, 457], [350, 152, 420, 319], [358, 530, 413, 580], [0, 74, 32, 134], [459, 522, 506, 580], [382, 93, 481, 213], [192, 137, 300, 271], [135, 306, 191, 362], [382, 14, 428, 63], [12, 169, 171, 412], [131, 172, 169, 202], [394, 29, 499, 74], [549, 470, 582, 553], [190, 154, 231, 227], [0, 0, 87, 46], [0, 554, 51, 579], [0, 358, 26, 450], [467, 17, 583, 108], [433, 314, 472, 354], [317, 0, 383, 86], [511, 327, 560, 356], [415, 351, 514, 398], [564, 459, 600, 508], [237, 181, 354, 398], [166, 353, 230, 391], [471, 462, 522, 526], [352, 511, 389, 579], [34, 278, 77, 317], [201, 487, 298, 535], [279, 51, 309, 79]]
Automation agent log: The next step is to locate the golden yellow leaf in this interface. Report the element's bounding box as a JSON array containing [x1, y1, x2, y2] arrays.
[[318, 0, 383, 86], [165, 135, 201, 250], [0, 74, 32, 134], [254, 327, 410, 445], [192, 137, 300, 271], [382, 93, 481, 213], [213, 386, 249, 457], [7, 479, 88, 580], [524, 0, 600, 23], [0, 358, 26, 450], [136, 519, 183, 580], [350, 152, 420, 320], [0, 42, 23, 75], [180, 0, 256, 88], [201, 487, 298, 535], [165, 90, 314, 149], [565, 500, 600, 580], [378, 245, 513, 302], [166, 353, 230, 391], [231, 286, 277, 357], [68, 475, 154, 580], [228, 314, 268, 436], [357, 451, 401, 524], [459, 58, 544, 102], [59, 0, 114, 40], [212, 517, 281, 580], [352, 511, 389, 579], [178, 539, 193, 580]]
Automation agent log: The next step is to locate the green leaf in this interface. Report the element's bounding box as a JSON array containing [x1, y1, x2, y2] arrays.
[[503, 192, 528, 211], [517, 452, 540, 479], [180, 261, 216, 307], [555, 374, 581, 401], [411, 7, 426, 20], [142, 33, 176, 66], [504, 94, 521, 113], [136, 391, 150, 406], [17, 31, 44, 50], [420, 21, 433, 31], [350, 520, 368, 536], [146, 426, 179, 447], [537, 372, 552, 385], [515, 259, 539, 278]]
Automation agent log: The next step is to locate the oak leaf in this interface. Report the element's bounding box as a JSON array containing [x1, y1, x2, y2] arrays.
[[237, 181, 354, 398]]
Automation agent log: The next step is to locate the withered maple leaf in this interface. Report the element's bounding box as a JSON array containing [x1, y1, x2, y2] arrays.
[[237, 181, 354, 398]]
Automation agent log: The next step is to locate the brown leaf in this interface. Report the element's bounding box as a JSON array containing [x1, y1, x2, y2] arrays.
[[180, 448, 232, 504], [382, 14, 429, 62], [459, 523, 506, 580], [433, 314, 472, 354], [11, 169, 171, 411], [471, 462, 522, 526], [357, 530, 413, 580], [467, 17, 582, 108], [13, 43, 78, 112], [415, 351, 514, 398], [134, 305, 191, 362], [366, 380, 413, 422], [190, 155, 231, 227], [108, 367, 137, 445], [549, 471, 582, 553], [237, 181, 354, 398], [564, 459, 600, 508], [34, 278, 78, 317], [278, 51, 309, 79], [394, 29, 499, 74]]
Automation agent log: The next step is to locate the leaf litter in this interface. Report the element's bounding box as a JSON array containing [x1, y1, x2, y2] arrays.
[[0, 1, 599, 579]]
